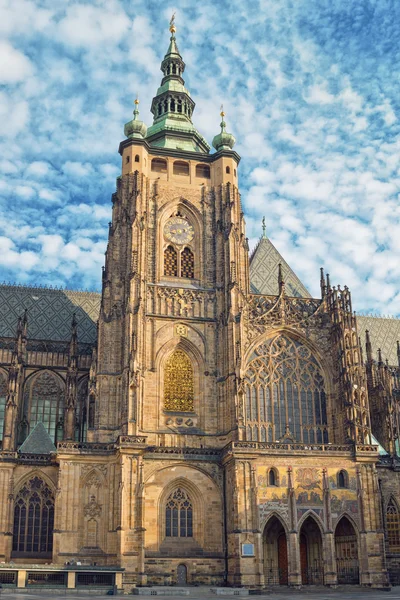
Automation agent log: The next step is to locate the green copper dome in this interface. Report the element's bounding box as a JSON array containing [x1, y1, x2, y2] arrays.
[[212, 111, 235, 151], [124, 99, 147, 139]]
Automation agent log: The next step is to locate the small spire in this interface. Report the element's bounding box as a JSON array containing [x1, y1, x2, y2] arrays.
[[278, 263, 284, 294], [320, 267, 326, 299], [378, 347, 383, 366], [69, 313, 78, 361], [366, 330, 372, 363], [326, 273, 331, 293], [124, 96, 147, 139], [212, 105, 236, 151], [262, 217, 266, 239], [133, 96, 139, 120], [359, 337, 364, 364]]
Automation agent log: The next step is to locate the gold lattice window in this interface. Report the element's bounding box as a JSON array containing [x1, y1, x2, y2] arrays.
[[164, 350, 194, 412], [181, 247, 194, 278], [387, 500, 400, 552], [164, 245, 178, 276], [244, 334, 328, 443]]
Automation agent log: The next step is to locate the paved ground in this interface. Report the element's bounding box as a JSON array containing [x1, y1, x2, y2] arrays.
[[0, 588, 400, 599]]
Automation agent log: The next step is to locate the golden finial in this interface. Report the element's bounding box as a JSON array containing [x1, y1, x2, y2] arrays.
[[134, 95, 139, 106], [220, 104, 225, 118], [169, 13, 176, 34]]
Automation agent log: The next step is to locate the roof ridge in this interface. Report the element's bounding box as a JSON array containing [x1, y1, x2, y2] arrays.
[[358, 313, 400, 320], [0, 282, 101, 296]]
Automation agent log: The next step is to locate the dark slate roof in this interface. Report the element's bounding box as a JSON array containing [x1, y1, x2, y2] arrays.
[[357, 315, 400, 367], [18, 422, 56, 454], [0, 285, 100, 345], [250, 237, 311, 298]]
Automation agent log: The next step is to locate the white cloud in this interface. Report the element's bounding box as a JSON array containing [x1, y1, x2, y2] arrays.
[[58, 3, 130, 48], [0, 41, 33, 83]]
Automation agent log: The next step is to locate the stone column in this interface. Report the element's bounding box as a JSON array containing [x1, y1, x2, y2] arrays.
[[287, 467, 301, 587]]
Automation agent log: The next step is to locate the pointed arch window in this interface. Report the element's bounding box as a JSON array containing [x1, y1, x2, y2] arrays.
[[166, 488, 193, 538], [181, 247, 194, 278], [12, 477, 54, 557], [268, 468, 277, 486], [337, 470, 348, 489], [244, 335, 328, 443], [23, 371, 65, 443], [164, 245, 178, 277], [164, 350, 194, 412], [387, 499, 400, 552]]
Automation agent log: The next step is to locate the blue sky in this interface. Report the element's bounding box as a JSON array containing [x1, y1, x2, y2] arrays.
[[1, 0, 400, 315]]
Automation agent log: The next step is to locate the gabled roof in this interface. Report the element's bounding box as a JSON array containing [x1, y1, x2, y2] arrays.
[[18, 422, 56, 454], [0, 285, 100, 344], [250, 237, 311, 298], [357, 315, 400, 367]]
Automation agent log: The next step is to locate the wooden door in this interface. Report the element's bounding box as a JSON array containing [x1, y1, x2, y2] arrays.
[[177, 564, 187, 585]]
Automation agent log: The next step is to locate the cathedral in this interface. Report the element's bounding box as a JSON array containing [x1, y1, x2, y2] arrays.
[[0, 19, 400, 593]]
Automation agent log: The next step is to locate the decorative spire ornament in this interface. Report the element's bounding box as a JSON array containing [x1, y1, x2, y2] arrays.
[[262, 217, 266, 239]]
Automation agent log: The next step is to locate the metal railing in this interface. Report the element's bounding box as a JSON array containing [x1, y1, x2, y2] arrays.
[[301, 566, 324, 585], [336, 560, 359, 584], [26, 572, 66, 587], [76, 572, 115, 587], [264, 567, 288, 586]]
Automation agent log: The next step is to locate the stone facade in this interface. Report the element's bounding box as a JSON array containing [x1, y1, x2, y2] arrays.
[[0, 22, 399, 592]]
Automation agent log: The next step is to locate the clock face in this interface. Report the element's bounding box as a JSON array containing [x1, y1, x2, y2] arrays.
[[164, 217, 194, 245]]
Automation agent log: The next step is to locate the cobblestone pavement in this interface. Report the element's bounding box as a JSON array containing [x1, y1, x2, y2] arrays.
[[0, 588, 400, 600]]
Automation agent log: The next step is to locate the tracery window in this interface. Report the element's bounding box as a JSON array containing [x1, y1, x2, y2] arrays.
[[244, 335, 328, 443], [181, 247, 194, 278], [164, 245, 178, 277], [166, 488, 193, 538], [164, 350, 194, 412], [12, 477, 54, 556], [0, 370, 7, 441], [387, 499, 400, 552], [23, 371, 65, 443]]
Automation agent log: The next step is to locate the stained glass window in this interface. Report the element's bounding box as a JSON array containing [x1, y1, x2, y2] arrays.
[[387, 500, 400, 552], [166, 488, 193, 538], [244, 335, 328, 443], [12, 477, 54, 556], [164, 350, 194, 412]]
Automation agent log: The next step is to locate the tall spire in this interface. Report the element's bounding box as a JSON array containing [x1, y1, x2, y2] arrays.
[[145, 16, 210, 153], [262, 217, 266, 239]]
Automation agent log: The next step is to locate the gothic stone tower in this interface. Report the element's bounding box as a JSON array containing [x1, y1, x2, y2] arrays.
[[89, 20, 247, 584]]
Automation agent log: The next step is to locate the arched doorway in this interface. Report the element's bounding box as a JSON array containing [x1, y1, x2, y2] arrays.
[[177, 564, 187, 585], [335, 517, 359, 584], [299, 516, 323, 584], [263, 516, 288, 585]]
